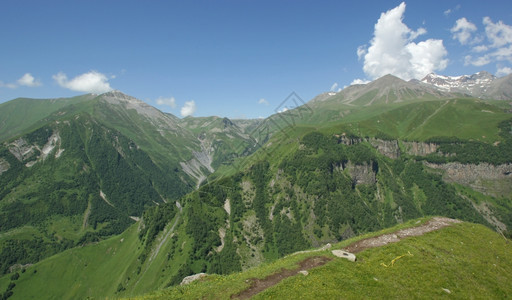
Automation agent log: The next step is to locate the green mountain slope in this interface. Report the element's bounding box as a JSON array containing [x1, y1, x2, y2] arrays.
[[0, 91, 261, 279], [0, 94, 95, 142], [3, 217, 510, 300], [140, 218, 512, 299], [0, 113, 184, 274], [1, 81, 511, 300]]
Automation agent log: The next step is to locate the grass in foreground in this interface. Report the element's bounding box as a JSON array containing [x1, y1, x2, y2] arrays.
[[138, 218, 512, 299]]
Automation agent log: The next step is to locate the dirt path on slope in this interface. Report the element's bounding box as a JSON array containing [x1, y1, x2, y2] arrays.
[[232, 256, 332, 299], [343, 217, 461, 254], [232, 217, 460, 299]]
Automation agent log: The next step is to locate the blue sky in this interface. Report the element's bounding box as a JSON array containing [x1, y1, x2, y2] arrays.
[[1, 1, 512, 118]]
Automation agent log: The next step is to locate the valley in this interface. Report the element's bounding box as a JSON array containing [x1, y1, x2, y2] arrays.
[[0, 72, 511, 299]]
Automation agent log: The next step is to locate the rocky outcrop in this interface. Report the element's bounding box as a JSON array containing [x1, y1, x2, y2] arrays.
[[334, 134, 363, 145], [425, 162, 512, 197], [8, 138, 38, 162], [347, 161, 376, 185], [369, 138, 400, 159], [180, 273, 207, 285], [0, 158, 10, 175], [180, 138, 215, 188], [403, 141, 438, 156], [6, 132, 63, 167]]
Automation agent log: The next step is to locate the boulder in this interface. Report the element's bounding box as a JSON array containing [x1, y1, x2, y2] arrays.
[[331, 250, 356, 262]]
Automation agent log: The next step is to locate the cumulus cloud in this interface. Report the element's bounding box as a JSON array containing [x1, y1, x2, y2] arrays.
[[53, 71, 113, 94], [258, 98, 269, 105], [156, 96, 176, 109], [359, 2, 448, 81], [180, 100, 196, 117], [17, 73, 42, 87], [496, 66, 512, 77], [451, 18, 477, 45]]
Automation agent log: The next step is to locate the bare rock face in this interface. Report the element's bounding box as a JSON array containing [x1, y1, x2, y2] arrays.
[[333, 134, 363, 146], [403, 141, 438, 156], [0, 158, 10, 175], [8, 138, 37, 162], [369, 138, 400, 159], [425, 162, 512, 197], [347, 161, 376, 185]]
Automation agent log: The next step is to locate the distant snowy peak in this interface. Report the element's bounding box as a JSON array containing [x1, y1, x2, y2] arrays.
[[420, 71, 497, 97]]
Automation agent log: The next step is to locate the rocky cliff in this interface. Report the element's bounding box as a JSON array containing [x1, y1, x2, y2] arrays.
[[425, 162, 512, 198]]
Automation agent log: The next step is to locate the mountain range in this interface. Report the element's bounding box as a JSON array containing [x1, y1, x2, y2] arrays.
[[0, 71, 511, 299]]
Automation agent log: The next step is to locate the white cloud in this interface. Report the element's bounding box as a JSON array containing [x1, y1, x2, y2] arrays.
[[472, 45, 488, 53], [1, 73, 41, 89], [483, 17, 512, 48], [17, 73, 42, 87], [496, 66, 512, 77], [361, 2, 448, 81], [350, 78, 370, 85], [357, 45, 367, 60], [180, 100, 196, 117], [156, 96, 176, 109], [444, 5, 460, 17], [491, 45, 512, 62], [463, 17, 512, 67], [464, 54, 491, 66], [330, 82, 339, 92], [451, 18, 477, 45], [0, 81, 17, 89], [277, 107, 289, 114], [53, 71, 113, 94], [258, 98, 269, 105]]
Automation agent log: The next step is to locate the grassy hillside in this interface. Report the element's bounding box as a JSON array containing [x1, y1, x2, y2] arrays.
[[1, 92, 511, 300], [140, 218, 512, 299], [0, 114, 183, 274], [356, 99, 510, 142], [0, 95, 95, 142], [2, 218, 510, 299]]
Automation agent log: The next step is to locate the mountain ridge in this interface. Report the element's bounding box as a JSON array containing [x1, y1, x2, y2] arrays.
[[1, 74, 512, 299]]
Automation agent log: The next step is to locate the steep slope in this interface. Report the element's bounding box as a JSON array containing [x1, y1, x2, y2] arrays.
[[486, 73, 512, 100], [0, 114, 179, 274], [142, 218, 512, 299], [0, 91, 264, 276], [179, 116, 259, 187], [1, 78, 512, 300]]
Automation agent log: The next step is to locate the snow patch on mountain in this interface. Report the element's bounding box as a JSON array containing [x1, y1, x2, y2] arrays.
[[420, 71, 496, 97]]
